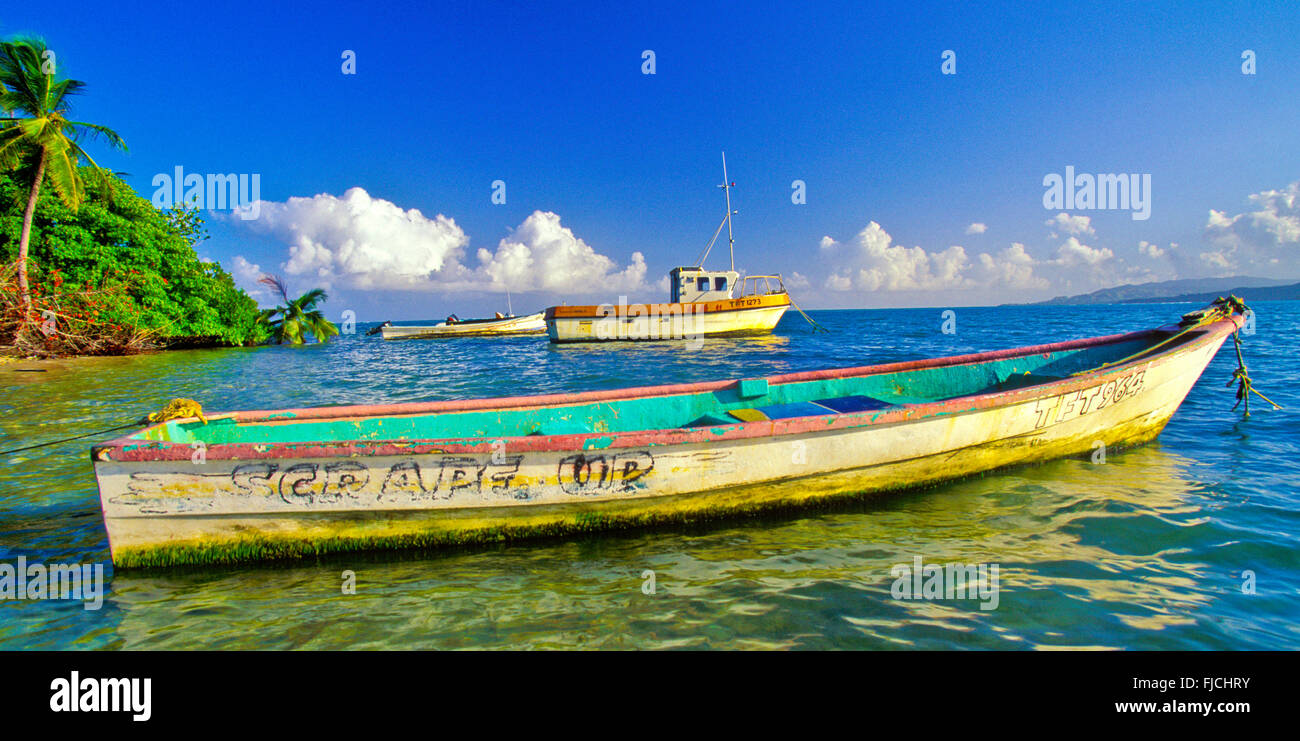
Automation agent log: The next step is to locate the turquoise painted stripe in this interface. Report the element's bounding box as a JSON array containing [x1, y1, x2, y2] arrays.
[[139, 338, 1155, 445]]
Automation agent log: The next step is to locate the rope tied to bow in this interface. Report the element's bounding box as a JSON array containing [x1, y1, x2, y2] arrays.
[[0, 398, 208, 457], [1224, 315, 1281, 417], [144, 398, 208, 425], [1068, 295, 1279, 418], [1071, 295, 1240, 376], [788, 295, 829, 334]]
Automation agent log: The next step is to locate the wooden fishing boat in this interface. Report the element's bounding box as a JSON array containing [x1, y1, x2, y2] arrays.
[[380, 311, 545, 339], [546, 276, 791, 343], [546, 153, 790, 342], [90, 301, 1247, 568]]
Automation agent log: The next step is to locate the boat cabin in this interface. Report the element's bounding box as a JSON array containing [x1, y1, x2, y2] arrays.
[[669, 267, 740, 303]]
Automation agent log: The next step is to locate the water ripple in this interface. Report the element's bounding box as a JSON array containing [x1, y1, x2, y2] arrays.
[[1, 302, 1296, 649]]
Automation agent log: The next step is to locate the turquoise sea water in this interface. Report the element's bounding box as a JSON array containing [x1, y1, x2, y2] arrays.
[[0, 303, 1297, 650]]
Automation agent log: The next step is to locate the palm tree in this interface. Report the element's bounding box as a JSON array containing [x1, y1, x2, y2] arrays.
[[0, 36, 126, 311], [257, 275, 340, 344]]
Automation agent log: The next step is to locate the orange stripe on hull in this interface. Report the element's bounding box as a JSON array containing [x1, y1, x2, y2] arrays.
[[546, 293, 790, 319]]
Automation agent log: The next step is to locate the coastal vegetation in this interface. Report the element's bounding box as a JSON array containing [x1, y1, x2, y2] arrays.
[[256, 275, 339, 345], [0, 167, 268, 356], [0, 37, 125, 312], [0, 34, 286, 357]]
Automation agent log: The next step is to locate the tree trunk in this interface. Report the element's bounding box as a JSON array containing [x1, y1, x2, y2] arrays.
[[17, 146, 48, 314]]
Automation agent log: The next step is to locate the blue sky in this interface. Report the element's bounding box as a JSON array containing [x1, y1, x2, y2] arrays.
[[8, 1, 1300, 319]]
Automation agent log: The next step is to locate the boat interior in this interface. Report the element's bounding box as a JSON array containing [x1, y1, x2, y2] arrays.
[[139, 327, 1204, 446]]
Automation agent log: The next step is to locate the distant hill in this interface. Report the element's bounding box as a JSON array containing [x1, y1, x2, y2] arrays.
[[1117, 281, 1300, 305], [1027, 276, 1298, 305]]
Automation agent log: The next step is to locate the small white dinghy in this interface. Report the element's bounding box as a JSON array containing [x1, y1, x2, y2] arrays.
[[380, 311, 546, 339]]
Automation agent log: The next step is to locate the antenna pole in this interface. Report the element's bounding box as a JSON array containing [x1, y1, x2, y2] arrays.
[[696, 212, 729, 268], [720, 151, 735, 272]]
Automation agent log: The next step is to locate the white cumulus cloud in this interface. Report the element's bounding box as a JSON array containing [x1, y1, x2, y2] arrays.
[[785, 271, 812, 290], [1138, 240, 1165, 259], [821, 222, 970, 292], [237, 187, 473, 290], [1203, 181, 1300, 275], [819, 221, 1044, 293], [1045, 212, 1095, 237], [476, 211, 647, 293], [231, 188, 646, 295], [1051, 237, 1114, 267], [971, 242, 1047, 290], [965, 222, 988, 235], [229, 255, 275, 303]]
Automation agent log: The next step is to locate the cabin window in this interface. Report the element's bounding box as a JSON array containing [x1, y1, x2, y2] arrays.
[[697, 277, 710, 291], [715, 277, 727, 291]]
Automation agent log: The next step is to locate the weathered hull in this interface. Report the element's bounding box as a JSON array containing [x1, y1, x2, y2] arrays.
[[546, 295, 790, 342], [90, 316, 1238, 567], [380, 312, 545, 339]]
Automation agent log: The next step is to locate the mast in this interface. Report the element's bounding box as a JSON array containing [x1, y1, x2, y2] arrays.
[[695, 153, 739, 269], [720, 151, 735, 272]]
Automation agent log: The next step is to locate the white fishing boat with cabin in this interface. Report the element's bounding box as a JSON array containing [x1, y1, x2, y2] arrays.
[[545, 154, 792, 343]]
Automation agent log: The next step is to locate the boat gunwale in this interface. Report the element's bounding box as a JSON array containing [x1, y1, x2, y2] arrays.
[[91, 317, 1241, 463]]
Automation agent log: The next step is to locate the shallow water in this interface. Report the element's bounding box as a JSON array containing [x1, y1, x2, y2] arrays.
[[1, 303, 1297, 649]]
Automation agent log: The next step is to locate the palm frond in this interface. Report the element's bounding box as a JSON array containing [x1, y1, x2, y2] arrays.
[[43, 141, 85, 210], [0, 123, 25, 168], [0, 40, 46, 112], [258, 274, 291, 304], [305, 311, 340, 342], [0, 35, 124, 213], [294, 287, 329, 310], [68, 120, 126, 151]]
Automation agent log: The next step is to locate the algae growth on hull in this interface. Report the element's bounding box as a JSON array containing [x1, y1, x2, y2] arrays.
[[109, 391, 1185, 568]]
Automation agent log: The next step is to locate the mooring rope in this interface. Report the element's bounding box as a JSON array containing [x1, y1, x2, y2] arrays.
[[0, 421, 141, 456], [144, 398, 208, 424], [788, 296, 829, 333], [0, 398, 207, 456], [1226, 323, 1281, 417], [1069, 296, 1279, 417], [1071, 296, 1238, 375]]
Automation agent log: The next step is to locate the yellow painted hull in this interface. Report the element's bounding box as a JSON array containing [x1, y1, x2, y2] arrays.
[[547, 295, 790, 342]]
